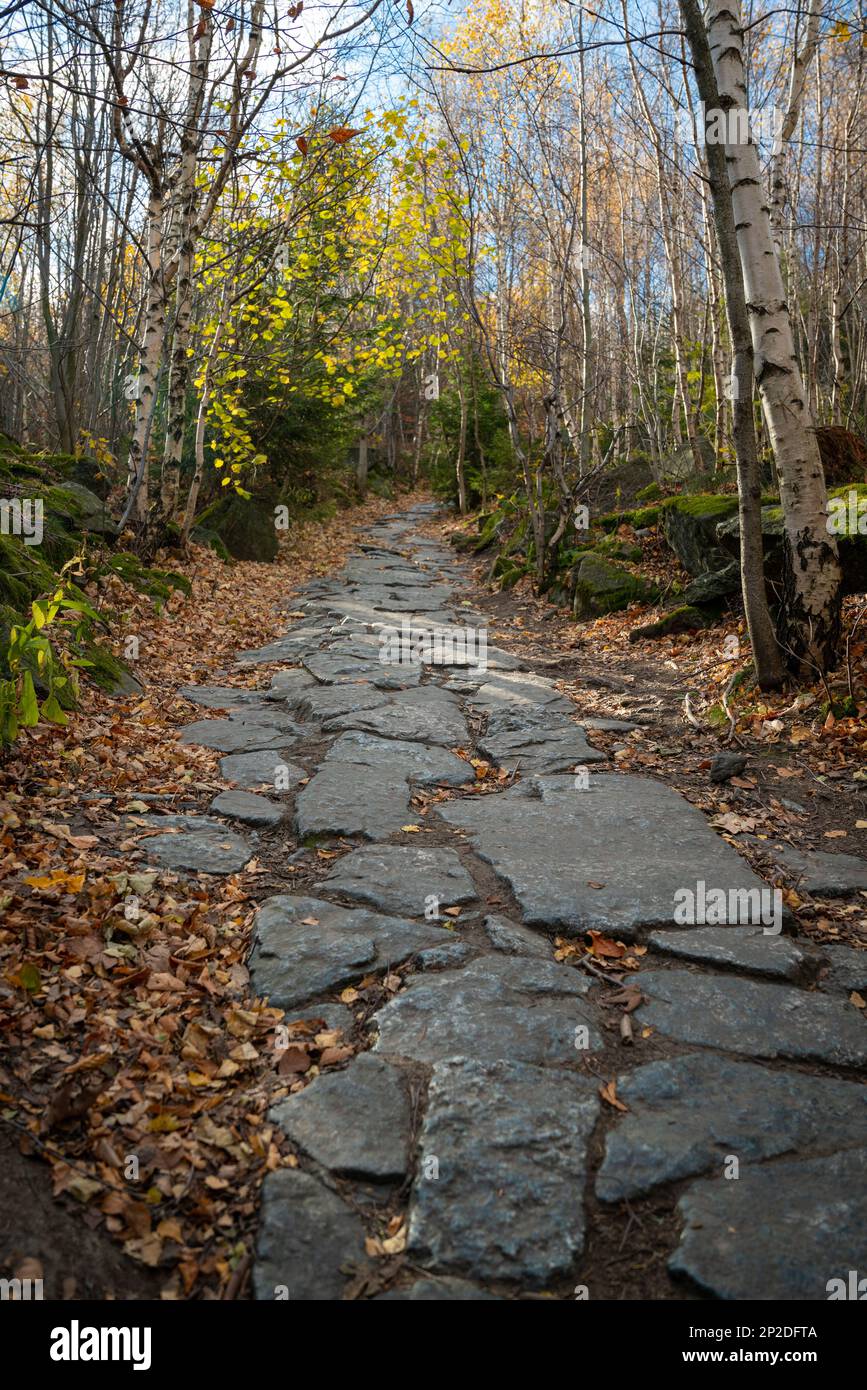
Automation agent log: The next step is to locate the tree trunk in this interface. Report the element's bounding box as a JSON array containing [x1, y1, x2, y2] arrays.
[[124, 186, 166, 529], [706, 0, 841, 674], [679, 0, 784, 690], [357, 435, 369, 495], [455, 377, 469, 514]]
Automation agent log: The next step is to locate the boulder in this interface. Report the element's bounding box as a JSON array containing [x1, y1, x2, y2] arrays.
[[681, 560, 741, 605], [572, 554, 657, 619], [716, 485, 867, 595], [195, 494, 278, 561], [662, 494, 739, 575]]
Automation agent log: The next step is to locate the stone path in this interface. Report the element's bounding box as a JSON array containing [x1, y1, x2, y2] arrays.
[[146, 503, 866, 1300]]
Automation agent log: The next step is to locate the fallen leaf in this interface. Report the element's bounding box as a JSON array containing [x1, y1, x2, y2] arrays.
[[599, 1080, 628, 1113], [587, 930, 625, 958]]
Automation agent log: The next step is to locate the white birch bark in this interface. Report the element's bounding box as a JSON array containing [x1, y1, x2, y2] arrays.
[[706, 0, 841, 671]]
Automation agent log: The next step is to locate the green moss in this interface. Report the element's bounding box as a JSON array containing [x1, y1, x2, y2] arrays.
[[635, 481, 663, 502], [192, 527, 232, 563], [572, 554, 657, 619], [492, 555, 528, 590], [595, 502, 663, 530], [0, 532, 58, 608], [105, 552, 192, 599], [666, 494, 738, 521], [78, 640, 139, 696], [593, 533, 643, 563]]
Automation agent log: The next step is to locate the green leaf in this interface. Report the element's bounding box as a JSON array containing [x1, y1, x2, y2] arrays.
[[20, 963, 41, 993], [40, 694, 68, 725], [19, 671, 39, 726]]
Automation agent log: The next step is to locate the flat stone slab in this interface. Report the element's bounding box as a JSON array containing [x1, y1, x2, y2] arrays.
[[416, 940, 473, 970], [408, 1058, 598, 1285], [296, 762, 410, 841], [669, 1148, 867, 1300], [266, 669, 317, 700], [303, 650, 421, 688], [820, 944, 867, 995], [324, 731, 473, 788], [761, 843, 867, 896], [325, 845, 477, 918], [478, 714, 606, 775], [467, 672, 574, 717], [211, 790, 283, 828], [294, 684, 388, 722], [597, 1053, 867, 1202], [179, 684, 263, 709], [483, 914, 551, 958], [648, 926, 805, 980], [133, 814, 251, 874], [373, 954, 599, 1064], [271, 1054, 409, 1180], [253, 1168, 367, 1300], [179, 717, 294, 752], [440, 775, 769, 939], [237, 630, 328, 665], [295, 733, 473, 841], [219, 750, 306, 790], [637, 969, 867, 1067], [249, 894, 446, 1008], [324, 685, 469, 747]]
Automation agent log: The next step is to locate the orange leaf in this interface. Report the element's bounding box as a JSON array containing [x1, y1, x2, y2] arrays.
[[328, 127, 362, 145], [599, 1079, 628, 1112], [587, 930, 626, 958]]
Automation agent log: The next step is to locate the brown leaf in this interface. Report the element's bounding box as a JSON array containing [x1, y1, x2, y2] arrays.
[[587, 930, 626, 958], [328, 127, 363, 145], [599, 1079, 628, 1112], [277, 1045, 311, 1075]]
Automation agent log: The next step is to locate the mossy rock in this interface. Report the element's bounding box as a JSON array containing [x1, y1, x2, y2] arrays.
[[572, 554, 658, 619], [593, 533, 643, 563], [105, 552, 191, 600], [190, 526, 232, 562], [681, 560, 741, 607], [43, 481, 117, 536], [717, 485, 867, 595], [0, 532, 58, 610], [662, 494, 740, 576], [79, 640, 142, 696], [594, 502, 663, 532], [628, 605, 712, 642], [196, 496, 278, 562], [635, 481, 663, 502], [491, 555, 527, 590]]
